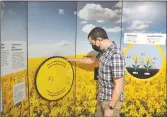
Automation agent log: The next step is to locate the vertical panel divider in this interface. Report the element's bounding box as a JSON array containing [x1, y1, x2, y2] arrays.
[[27, 2, 31, 117], [120, 1, 123, 49], [165, 1, 167, 115], [74, 1, 77, 117], [0, 1, 2, 117]]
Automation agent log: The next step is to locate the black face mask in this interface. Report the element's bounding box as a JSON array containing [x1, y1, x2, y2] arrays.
[[92, 45, 101, 52]]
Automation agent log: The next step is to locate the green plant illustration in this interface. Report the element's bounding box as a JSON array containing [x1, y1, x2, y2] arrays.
[[132, 56, 140, 73], [144, 56, 152, 73]]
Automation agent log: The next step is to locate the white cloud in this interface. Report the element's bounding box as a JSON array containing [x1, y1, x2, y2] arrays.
[[113, 2, 128, 9], [113, 2, 123, 8], [97, 20, 105, 23], [113, 4, 135, 24], [121, 2, 165, 23], [59, 9, 64, 15], [126, 20, 152, 30], [57, 40, 71, 46], [82, 24, 95, 34], [82, 24, 122, 34], [80, 21, 87, 24], [103, 26, 123, 33], [114, 7, 135, 24], [8, 10, 16, 15], [122, 2, 129, 8], [123, 8, 135, 16], [78, 3, 119, 22], [28, 41, 74, 58], [131, 30, 146, 33], [114, 17, 128, 23]]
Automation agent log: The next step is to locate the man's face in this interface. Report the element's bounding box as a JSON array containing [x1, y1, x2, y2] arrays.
[[88, 37, 101, 46], [88, 37, 95, 46], [88, 37, 103, 52]]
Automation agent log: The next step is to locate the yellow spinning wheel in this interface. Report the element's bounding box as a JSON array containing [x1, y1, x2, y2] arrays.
[[35, 56, 74, 100]]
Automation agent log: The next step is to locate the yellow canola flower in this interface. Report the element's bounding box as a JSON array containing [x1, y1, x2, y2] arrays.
[[144, 56, 152, 63], [132, 56, 140, 62]]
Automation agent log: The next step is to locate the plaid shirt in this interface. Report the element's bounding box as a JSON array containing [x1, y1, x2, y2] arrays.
[[96, 41, 125, 101]]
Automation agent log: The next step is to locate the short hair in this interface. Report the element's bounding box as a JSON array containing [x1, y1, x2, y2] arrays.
[[88, 27, 108, 40]]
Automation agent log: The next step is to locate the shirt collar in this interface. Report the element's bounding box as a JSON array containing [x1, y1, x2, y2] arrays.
[[101, 41, 117, 53]]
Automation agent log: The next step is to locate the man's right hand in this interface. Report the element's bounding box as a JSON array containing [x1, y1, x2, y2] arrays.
[[66, 58, 77, 62], [66, 56, 97, 64]]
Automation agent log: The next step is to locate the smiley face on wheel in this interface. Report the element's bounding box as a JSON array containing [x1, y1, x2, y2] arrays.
[[35, 56, 74, 100]]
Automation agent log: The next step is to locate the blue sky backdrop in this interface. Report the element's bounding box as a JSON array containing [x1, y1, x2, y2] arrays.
[[28, 2, 77, 57], [1, 1, 166, 67], [1, 2, 27, 41]]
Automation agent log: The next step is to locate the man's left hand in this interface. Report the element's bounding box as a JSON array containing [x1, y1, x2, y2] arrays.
[[104, 108, 114, 117]]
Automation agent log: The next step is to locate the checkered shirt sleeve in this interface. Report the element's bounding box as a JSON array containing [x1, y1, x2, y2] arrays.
[[111, 53, 125, 78]]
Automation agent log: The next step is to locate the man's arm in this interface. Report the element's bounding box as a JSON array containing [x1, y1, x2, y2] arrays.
[[66, 56, 98, 64], [109, 77, 124, 107], [109, 53, 125, 108]]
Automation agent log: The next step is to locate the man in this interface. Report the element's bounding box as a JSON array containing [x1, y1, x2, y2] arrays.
[[67, 27, 125, 117]]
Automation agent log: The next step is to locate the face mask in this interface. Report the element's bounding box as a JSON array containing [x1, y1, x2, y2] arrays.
[[92, 44, 101, 52]]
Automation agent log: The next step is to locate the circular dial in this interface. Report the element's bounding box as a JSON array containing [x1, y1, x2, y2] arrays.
[[35, 56, 74, 100]]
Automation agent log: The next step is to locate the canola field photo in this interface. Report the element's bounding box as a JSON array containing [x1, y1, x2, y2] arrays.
[[2, 54, 166, 117]]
